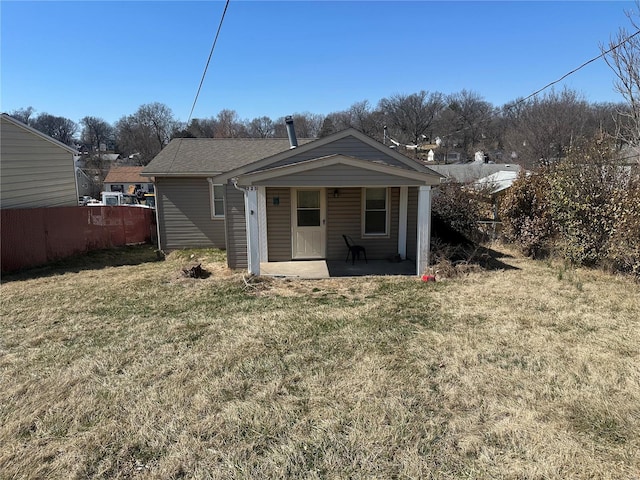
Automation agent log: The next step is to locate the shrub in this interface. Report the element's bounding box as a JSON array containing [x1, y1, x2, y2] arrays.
[[499, 170, 554, 258], [432, 183, 485, 242], [606, 173, 640, 277], [499, 138, 640, 277], [547, 140, 630, 267]]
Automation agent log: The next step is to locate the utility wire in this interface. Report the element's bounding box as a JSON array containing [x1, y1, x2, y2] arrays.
[[187, 0, 230, 124], [166, 0, 230, 175], [435, 28, 640, 142], [510, 29, 640, 108]]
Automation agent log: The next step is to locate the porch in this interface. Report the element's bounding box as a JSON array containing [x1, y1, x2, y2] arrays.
[[260, 258, 416, 279]]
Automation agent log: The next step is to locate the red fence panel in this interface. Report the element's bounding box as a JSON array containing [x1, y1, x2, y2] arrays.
[[1, 206, 156, 273], [1, 209, 48, 273]]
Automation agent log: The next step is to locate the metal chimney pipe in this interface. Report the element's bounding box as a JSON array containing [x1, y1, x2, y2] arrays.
[[285, 115, 298, 149]]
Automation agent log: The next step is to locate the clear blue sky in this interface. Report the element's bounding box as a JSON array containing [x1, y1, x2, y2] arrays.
[[1, 1, 635, 126]]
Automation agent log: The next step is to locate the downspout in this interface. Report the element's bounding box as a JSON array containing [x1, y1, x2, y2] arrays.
[[232, 178, 260, 275], [153, 181, 162, 250]]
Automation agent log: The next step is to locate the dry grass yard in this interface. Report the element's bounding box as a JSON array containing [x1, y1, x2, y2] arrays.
[[1, 245, 639, 479]]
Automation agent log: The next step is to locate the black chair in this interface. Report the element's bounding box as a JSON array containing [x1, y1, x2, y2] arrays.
[[343, 235, 367, 264]]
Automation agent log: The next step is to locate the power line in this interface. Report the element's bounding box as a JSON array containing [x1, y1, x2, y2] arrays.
[[166, 0, 231, 176], [436, 28, 640, 142], [510, 28, 640, 108], [187, 0, 231, 124]]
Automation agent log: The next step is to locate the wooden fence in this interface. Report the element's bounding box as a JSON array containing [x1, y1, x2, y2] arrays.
[[1, 206, 156, 273]]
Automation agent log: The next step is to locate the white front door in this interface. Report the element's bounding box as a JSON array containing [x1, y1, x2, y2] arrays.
[[292, 188, 326, 259]]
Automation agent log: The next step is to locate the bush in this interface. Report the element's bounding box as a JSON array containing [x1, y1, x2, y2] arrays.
[[548, 140, 631, 267], [606, 174, 640, 276], [499, 170, 554, 258], [500, 137, 640, 277], [432, 183, 485, 242]]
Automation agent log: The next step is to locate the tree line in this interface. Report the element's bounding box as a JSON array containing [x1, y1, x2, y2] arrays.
[[6, 89, 631, 169]]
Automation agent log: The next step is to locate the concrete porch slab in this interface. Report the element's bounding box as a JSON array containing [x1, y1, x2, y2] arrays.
[[260, 261, 330, 279], [259, 259, 417, 278]]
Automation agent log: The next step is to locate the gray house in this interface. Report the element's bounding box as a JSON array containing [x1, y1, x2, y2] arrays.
[[142, 126, 443, 276], [1, 113, 78, 208]]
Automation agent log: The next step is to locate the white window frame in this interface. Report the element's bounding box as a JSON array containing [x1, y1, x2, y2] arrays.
[[208, 180, 225, 219], [361, 187, 389, 237]]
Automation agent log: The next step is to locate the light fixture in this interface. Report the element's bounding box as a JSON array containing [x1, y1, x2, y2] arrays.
[[333, 189, 339, 198]]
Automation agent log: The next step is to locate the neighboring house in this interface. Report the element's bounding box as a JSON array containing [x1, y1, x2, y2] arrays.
[[1, 113, 78, 208], [103, 166, 154, 194], [472, 170, 521, 195], [429, 163, 521, 184], [430, 163, 524, 238], [142, 126, 444, 276]]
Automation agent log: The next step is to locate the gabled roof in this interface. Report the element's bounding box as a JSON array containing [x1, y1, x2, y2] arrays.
[[141, 137, 314, 177], [142, 128, 442, 180], [215, 128, 440, 183], [103, 166, 145, 183], [1, 113, 77, 154], [236, 154, 442, 186]]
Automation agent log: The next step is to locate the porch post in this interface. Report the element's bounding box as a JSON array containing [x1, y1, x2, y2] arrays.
[[244, 186, 260, 275], [398, 186, 408, 259], [416, 185, 432, 276], [257, 187, 268, 262]]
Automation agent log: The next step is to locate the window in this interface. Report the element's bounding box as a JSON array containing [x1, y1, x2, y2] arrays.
[[363, 187, 388, 235], [211, 184, 225, 218], [296, 190, 321, 227]]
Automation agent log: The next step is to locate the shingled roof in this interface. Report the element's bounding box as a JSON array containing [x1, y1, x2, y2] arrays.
[[141, 137, 314, 177], [103, 166, 145, 183]]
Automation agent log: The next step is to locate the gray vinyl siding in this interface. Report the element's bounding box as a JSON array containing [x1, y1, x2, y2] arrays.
[[256, 136, 412, 171], [326, 187, 400, 261], [406, 187, 418, 260], [224, 184, 247, 269], [156, 177, 225, 250], [1, 118, 77, 208], [265, 187, 292, 261], [252, 163, 420, 187]]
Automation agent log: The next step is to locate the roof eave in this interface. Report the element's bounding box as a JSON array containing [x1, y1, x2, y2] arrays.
[[140, 171, 223, 178]]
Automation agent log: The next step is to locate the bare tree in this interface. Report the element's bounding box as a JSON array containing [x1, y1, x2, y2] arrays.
[[215, 109, 247, 138], [9, 107, 35, 125], [346, 100, 382, 138], [441, 90, 496, 156], [378, 90, 446, 146], [602, 2, 640, 148], [115, 103, 179, 164], [319, 101, 384, 139], [502, 88, 590, 168], [80, 116, 114, 152], [246, 116, 275, 138], [31, 113, 77, 146], [274, 112, 324, 138]]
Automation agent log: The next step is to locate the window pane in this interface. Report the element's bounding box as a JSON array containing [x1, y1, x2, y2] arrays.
[[297, 210, 320, 227], [366, 188, 386, 210], [298, 190, 320, 209], [214, 199, 224, 216], [365, 211, 386, 234], [212, 184, 224, 217]]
